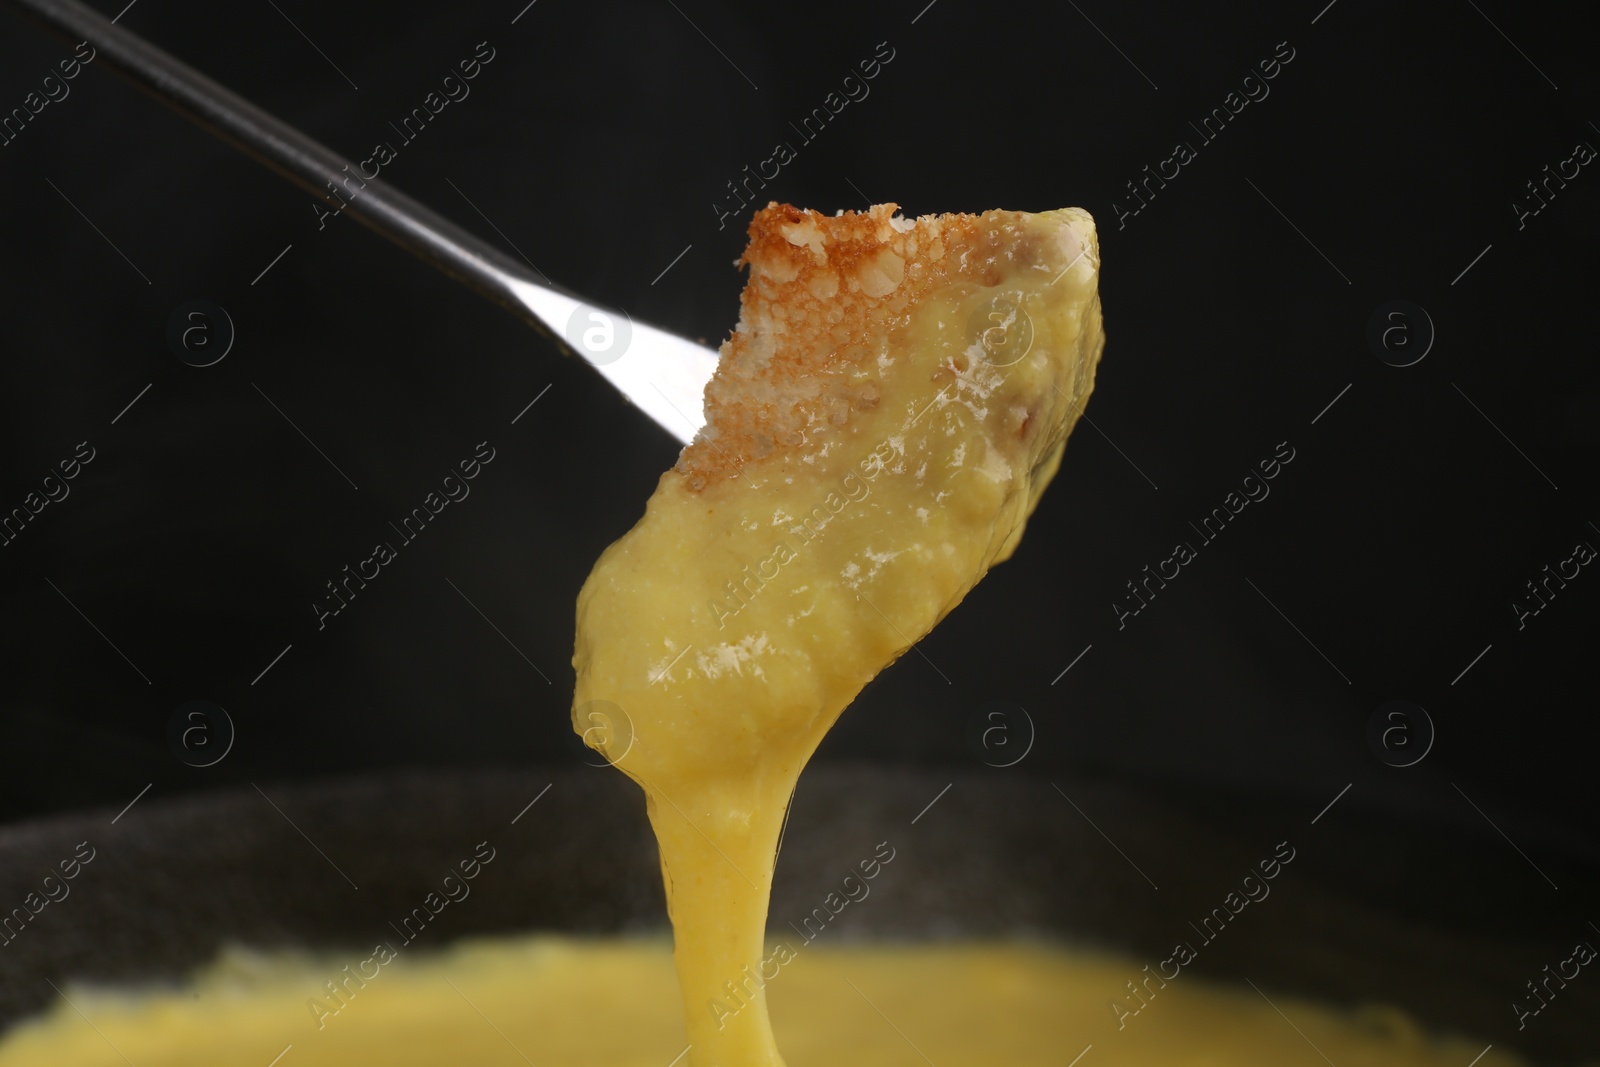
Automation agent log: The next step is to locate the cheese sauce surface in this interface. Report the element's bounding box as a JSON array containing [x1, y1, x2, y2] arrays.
[[0, 936, 1527, 1067]]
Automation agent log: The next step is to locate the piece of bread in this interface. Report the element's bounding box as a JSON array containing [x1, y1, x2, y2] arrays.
[[572, 200, 1104, 1067], [676, 201, 1101, 495]]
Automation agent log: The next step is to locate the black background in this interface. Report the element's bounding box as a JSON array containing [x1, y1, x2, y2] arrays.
[[0, 0, 1596, 1059]]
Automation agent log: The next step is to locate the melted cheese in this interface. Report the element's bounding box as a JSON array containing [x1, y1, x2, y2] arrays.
[[0, 936, 1527, 1067], [573, 203, 1104, 1065]]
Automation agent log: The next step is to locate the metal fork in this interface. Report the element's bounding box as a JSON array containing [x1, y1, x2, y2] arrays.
[[2, 0, 718, 444]]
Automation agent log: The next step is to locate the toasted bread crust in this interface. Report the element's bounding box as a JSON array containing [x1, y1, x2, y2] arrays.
[[677, 201, 1034, 491]]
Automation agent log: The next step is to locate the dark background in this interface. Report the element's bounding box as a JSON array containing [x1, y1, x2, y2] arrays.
[[0, 0, 1596, 1060]]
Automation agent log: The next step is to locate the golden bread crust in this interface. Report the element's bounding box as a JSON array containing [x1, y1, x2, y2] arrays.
[[676, 201, 1040, 491]]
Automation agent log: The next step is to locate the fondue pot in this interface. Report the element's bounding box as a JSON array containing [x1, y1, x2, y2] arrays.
[[1, 766, 1596, 1062]]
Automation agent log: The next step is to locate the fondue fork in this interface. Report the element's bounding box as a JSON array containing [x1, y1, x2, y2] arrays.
[[2, 0, 718, 445]]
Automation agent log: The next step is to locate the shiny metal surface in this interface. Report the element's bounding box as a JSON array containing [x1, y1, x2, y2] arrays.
[[1, 0, 717, 443]]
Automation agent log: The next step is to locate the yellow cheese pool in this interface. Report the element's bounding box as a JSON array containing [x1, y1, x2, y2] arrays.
[[0, 936, 1528, 1067]]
